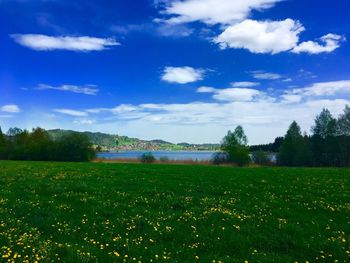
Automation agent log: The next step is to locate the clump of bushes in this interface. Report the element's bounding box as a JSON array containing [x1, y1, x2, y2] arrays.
[[140, 152, 156, 163], [211, 152, 229, 165], [251, 151, 272, 166], [0, 127, 96, 162], [159, 156, 170, 163], [220, 126, 250, 166]]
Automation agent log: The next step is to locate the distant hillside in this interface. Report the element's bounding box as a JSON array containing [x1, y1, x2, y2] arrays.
[[47, 129, 220, 151]]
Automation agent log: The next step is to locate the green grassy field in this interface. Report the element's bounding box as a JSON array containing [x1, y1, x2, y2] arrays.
[[0, 161, 349, 263]]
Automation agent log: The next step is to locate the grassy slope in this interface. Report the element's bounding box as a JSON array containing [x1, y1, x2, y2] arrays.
[[0, 161, 349, 263]]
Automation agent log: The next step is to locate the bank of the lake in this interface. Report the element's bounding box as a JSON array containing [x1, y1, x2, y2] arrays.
[[97, 150, 217, 161]]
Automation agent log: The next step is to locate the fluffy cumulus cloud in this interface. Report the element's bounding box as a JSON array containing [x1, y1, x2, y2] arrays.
[[156, 1, 344, 55], [159, 0, 281, 25], [11, 34, 120, 52], [214, 19, 304, 54], [0, 104, 21, 113], [292, 34, 345, 54], [37, 84, 99, 95], [161, 66, 204, 84]]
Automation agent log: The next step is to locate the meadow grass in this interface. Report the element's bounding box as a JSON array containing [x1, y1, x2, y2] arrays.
[[0, 161, 349, 262]]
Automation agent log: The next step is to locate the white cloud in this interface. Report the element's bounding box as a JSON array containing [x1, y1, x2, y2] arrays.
[[251, 71, 282, 80], [292, 34, 345, 54], [73, 119, 95, 125], [0, 104, 21, 113], [196, 86, 264, 102], [11, 34, 120, 52], [231, 82, 260, 88], [37, 84, 99, 95], [197, 86, 217, 93], [156, 24, 194, 37], [21, 79, 349, 144], [280, 94, 302, 104], [214, 19, 304, 54], [159, 0, 281, 25], [289, 80, 350, 97], [161, 66, 204, 84], [213, 88, 263, 102], [156, 1, 344, 55], [83, 97, 350, 144], [53, 109, 87, 117]]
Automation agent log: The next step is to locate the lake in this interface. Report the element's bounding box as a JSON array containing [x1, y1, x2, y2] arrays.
[[97, 151, 216, 161]]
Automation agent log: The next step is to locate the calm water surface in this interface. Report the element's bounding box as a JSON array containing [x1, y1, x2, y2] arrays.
[[97, 151, 216, 161]]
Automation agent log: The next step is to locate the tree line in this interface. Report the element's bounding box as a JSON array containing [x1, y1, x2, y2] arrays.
[[1, 105, 349, 166], [217, 105, 350, 167], [278, 106, 350, 167], [0, 127, 95, 162]]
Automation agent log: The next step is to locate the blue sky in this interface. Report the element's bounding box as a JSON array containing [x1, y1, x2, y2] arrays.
[[1, 0, 350, 144]]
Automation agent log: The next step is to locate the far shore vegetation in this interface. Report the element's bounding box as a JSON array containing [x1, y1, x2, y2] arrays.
[[1, 105, 350, 167]]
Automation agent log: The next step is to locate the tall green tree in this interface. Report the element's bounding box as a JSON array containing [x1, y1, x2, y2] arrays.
[[221, 126, 250, 166], [279, 121, 311, 166], [337, 105, 350, 136], [0, 127, 6, 159], [312, 108, 337, 138], [28, 128, 52, 160], [334, 105, 350, 166], [310, 108, 342, 166]]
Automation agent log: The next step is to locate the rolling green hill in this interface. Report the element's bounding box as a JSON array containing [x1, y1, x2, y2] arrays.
[[47, 129, 220, 151]]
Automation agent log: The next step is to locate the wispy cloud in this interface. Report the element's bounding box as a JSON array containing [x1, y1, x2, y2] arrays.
[[47, 79, 350, 144], [251, 71, 282, 80], [287, 80, 350, 97], [11, 34, 120, 52], [37, 84, 99, 95], [53, 109, 88, 117], [230, 82, 260, 88], [161, 66, 204, 84], [73, 119, 95, 125], [197, 86, 265, 102], [0, 104, 21, 113]]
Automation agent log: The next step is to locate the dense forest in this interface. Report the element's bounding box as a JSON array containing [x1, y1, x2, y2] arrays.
[[276, 106, 350, 166], [212, 106, 350, 167], [251, 106, 350, 167]]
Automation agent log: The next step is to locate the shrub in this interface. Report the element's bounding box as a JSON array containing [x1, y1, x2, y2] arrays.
[[140, 152, 156, 163], [1, 127, 96, 162], [55, 132, 96, 162], [159, 156, 170, 163], [211, 152, 229, 165], [251, 151, 272, 166], [221, 126, 250, 166]]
